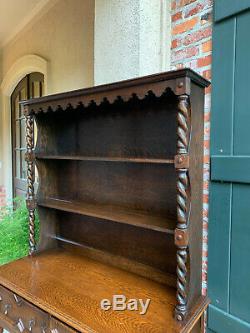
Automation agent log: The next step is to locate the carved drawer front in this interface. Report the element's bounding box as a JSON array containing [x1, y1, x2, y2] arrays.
[[0, 285, 49, 333], [50, 318, 78, 333]]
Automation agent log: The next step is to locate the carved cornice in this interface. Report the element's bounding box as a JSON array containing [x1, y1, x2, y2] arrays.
[[21, 69, 210, 115], [24, 84, 176, 115]]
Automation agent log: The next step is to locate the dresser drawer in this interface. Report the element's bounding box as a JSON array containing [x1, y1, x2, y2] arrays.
[[0, 285, 49, 333], [50, 318, 78, 333]]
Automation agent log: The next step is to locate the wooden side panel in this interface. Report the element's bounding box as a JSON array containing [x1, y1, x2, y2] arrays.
[[36, 206, 58, 252], [188, 83, 205, 309]]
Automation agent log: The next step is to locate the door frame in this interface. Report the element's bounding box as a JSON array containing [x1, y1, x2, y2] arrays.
[[0, 55, 48, 202], [11, 72, 44, 198]]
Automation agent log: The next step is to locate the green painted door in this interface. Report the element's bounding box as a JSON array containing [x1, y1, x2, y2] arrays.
[[208, 1, 250, 332]]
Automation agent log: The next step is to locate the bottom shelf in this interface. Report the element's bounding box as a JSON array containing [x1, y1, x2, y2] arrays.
[[0, 249, 209, 333]]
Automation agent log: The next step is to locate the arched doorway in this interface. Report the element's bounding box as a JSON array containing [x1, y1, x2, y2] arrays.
[[11, 72, 44, 197]]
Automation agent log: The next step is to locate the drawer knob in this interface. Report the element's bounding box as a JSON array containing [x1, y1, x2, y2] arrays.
[[4, 304, 11, 315], [14, 294, 23, 306], [17, 318, 25, 332], [29, 319, 36, 331]]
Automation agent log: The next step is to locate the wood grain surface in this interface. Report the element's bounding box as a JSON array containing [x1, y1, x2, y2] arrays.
[[11, 70, 210, 332], [0, 250, 208, 333]]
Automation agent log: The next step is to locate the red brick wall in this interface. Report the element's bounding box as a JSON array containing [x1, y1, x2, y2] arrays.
[[171, 0, 213, 295]]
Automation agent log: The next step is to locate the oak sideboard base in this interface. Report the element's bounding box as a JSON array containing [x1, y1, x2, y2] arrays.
[[0, 249, 208, 333]]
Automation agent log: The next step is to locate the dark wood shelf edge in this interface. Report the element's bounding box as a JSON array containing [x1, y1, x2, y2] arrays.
[[38, 198, 176, 234], [35, 155, 175, 164]]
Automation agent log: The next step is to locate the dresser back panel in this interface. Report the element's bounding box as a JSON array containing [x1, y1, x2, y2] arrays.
[[35, 94, 177, 159], [57, 211, 176, 274], [37, 160, 177, 218]]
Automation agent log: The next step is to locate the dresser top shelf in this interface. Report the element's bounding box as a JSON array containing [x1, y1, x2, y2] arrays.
[[0, 249, 209, 333], [35, 154, 175, 164]]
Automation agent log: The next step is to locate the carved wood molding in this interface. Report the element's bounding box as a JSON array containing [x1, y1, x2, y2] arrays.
[[26, 114, 36, 255], [21, 69, 209, 116], [25, 84, 177, 115]]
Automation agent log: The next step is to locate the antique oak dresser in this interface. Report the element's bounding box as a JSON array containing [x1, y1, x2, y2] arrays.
[[0, 69, 210, 333]]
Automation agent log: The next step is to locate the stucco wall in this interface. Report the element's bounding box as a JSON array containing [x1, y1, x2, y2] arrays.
[[1, 0, 94, 95], [0, 0, 172, 204], [0, 0, 95, 202], [94, 0, 171, 85]]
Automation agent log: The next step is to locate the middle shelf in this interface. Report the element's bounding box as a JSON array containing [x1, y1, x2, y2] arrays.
[[35, 154, 175, 164], [38, 198, 176, 234]]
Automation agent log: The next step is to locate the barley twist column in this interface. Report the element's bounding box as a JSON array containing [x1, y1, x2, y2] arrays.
[[26, 113, 36, 255], [175, 94, 190, 321]]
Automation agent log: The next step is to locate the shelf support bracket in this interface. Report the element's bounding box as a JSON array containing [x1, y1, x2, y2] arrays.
[[25, 111, 36, 255], [175, 94, 191, 321], [174, 154, 189, 169], [175, 228, 189, 247]]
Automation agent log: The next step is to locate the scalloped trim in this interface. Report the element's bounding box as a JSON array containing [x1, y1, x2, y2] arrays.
[[28, 83, 176, 115]]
